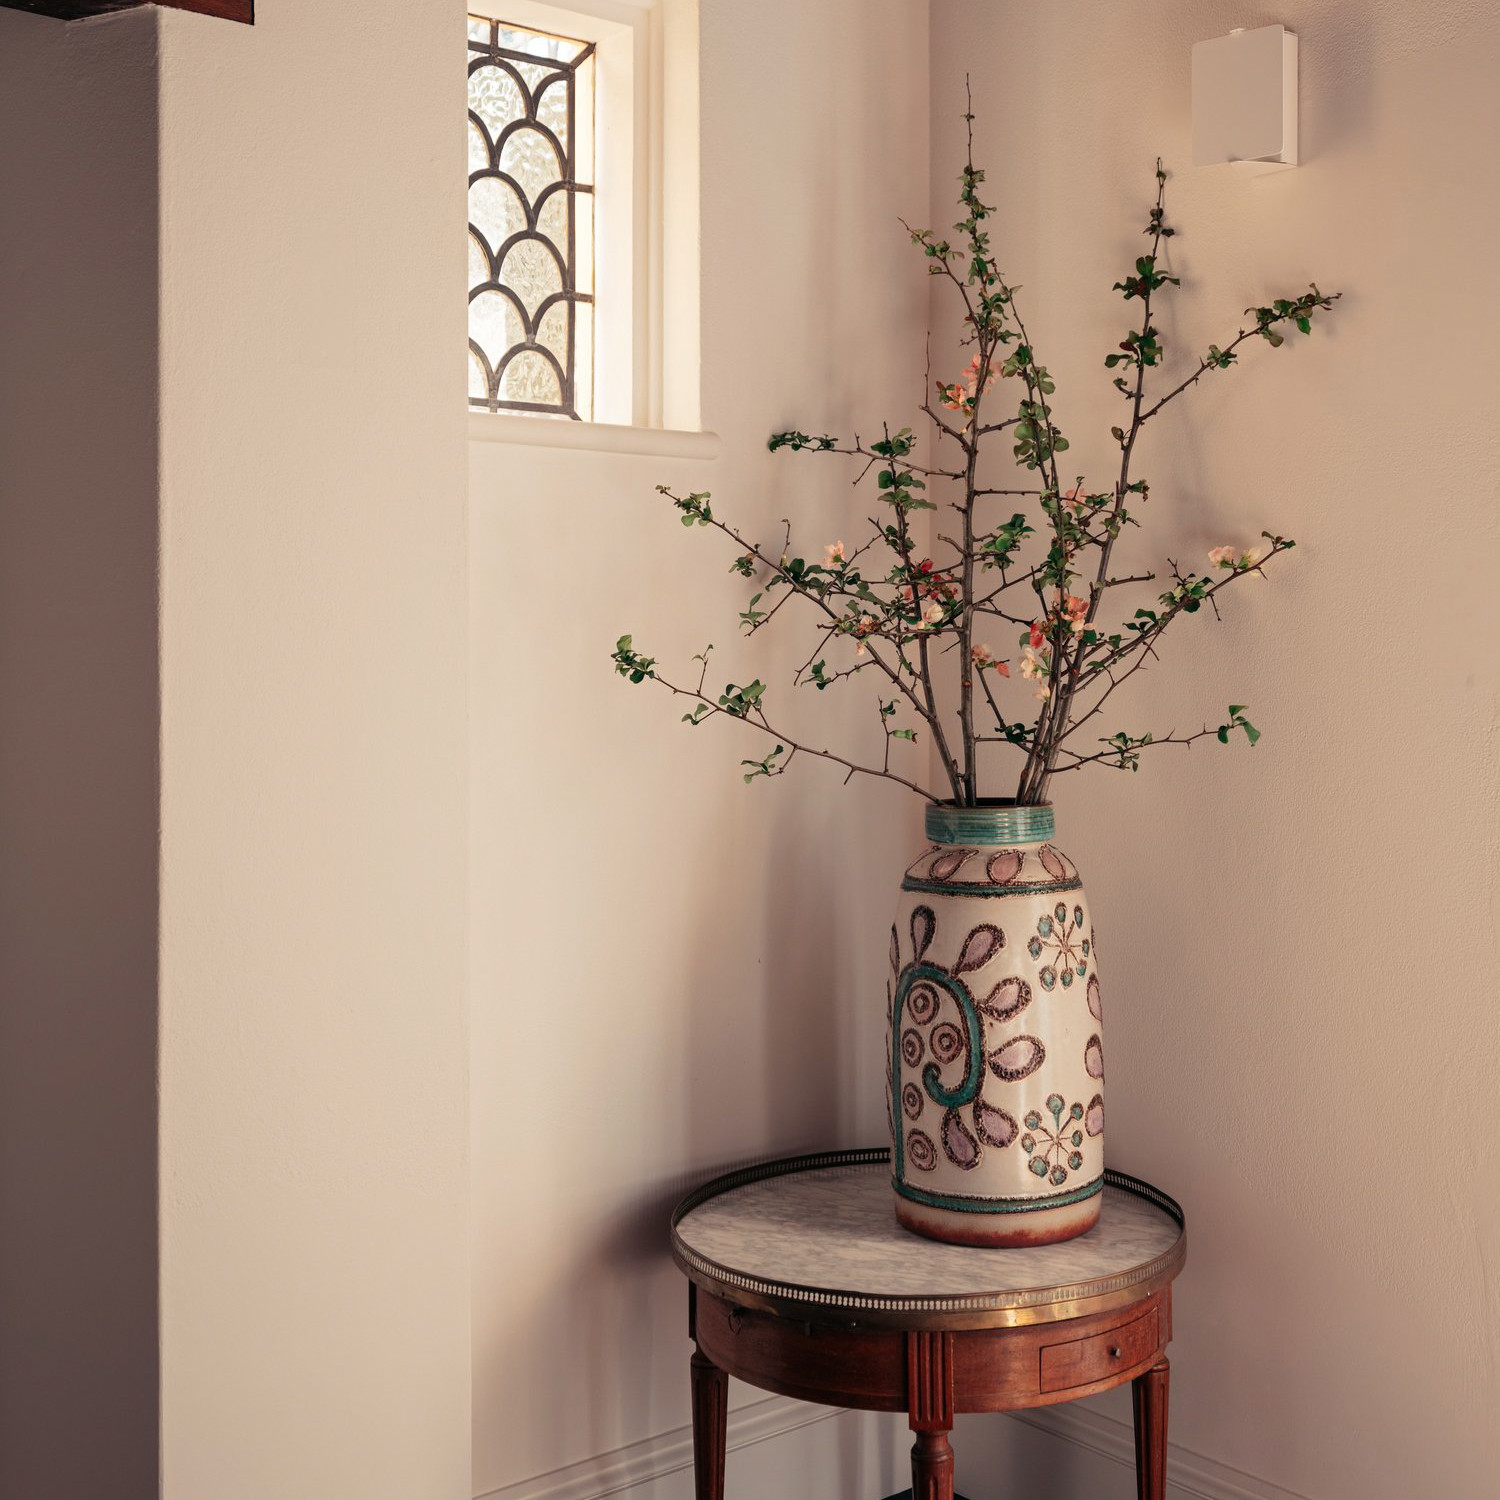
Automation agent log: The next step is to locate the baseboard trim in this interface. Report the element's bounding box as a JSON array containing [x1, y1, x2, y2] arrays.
[[474, 1395, 840, 1500], [1010, 1405, 1316, 1500], [475, 1383, 1316, 1500]]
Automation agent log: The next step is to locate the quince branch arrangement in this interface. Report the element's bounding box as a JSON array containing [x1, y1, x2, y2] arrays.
[[614, 105, 1340, 807]]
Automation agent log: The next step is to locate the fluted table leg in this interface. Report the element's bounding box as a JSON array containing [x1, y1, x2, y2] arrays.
[[911, 1427, 955, 1500], [690, 1346, 728, 1500], [1132, 1355, 1170, 1500], [907, 1329, 955, 1500]]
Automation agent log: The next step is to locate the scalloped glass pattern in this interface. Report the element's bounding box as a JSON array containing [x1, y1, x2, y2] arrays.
[[468, 17, 595, 419]]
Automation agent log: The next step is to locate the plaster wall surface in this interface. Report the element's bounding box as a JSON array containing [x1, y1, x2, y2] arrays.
[[0, 11, 161, 1496], [468, 0, 931, 1492], [155, 2, 471, 1495], [928, 3, 1500, 1495]]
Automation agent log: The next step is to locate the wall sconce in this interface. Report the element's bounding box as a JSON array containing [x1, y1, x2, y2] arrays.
[[1192, 24, 1298, 169]]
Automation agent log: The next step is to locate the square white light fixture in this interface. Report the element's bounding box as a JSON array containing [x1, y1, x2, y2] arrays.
[[1192, 24, 1298, 168]]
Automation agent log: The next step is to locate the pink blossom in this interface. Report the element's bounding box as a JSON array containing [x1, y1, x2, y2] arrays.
[[970, 643, 993, 666], [1209, 543, 1269, 572], [995, 660, 1011, 678], [919, 599, 945, 628], [1061, 593, 1089, 634], [823, 540, 846, 566], [1019, 645, 1049, 681], [963, 352, 996, 396]]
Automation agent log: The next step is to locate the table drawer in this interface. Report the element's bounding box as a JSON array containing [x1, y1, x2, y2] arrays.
[[1038, 1307, 1159, 1393]]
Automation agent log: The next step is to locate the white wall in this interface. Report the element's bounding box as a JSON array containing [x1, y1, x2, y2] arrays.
[[155, 2, 471, 1496], [8, 4, 1490, 1497], [0, 11, 161, 1495], [929, 3, 1500, 1497], [468, 0, 931, 1493]]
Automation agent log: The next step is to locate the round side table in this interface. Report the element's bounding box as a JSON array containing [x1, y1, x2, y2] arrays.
[[671, 1148, 1185, 1500]]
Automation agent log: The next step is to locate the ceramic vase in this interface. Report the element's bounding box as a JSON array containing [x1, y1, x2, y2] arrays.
[[886, 802, 1104, 1246]]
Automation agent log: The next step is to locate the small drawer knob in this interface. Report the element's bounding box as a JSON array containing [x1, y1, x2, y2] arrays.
[[1109, 1345, 1122, 1359]]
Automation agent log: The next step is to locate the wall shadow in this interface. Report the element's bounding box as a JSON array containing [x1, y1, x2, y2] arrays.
[[0, 11, 161, 1496]]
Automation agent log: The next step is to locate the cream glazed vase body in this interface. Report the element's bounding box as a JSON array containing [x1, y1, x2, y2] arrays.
[[886, 802, 1104, 1246]]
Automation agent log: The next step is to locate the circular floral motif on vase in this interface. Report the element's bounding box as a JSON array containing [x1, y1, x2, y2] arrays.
[[1026, 903, 1090, 990], [1022, 1094, 1086, 1186]]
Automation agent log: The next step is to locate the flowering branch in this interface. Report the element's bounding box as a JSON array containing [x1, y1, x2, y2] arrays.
[[610, 638, 939, 801], [613, 106, 1341, 805]]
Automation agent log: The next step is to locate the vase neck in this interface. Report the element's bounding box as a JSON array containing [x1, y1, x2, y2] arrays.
[[925, 802, 1055, 846]]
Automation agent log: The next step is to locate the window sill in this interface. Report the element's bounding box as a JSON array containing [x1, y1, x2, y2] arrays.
[[468, 413, 721, 461]]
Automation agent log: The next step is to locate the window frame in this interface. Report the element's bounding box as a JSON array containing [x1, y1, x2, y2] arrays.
[[466, 0, 703, 441], [467, 17, 599, 421]]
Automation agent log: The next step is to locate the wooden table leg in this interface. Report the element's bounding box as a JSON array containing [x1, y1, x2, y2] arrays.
[[690, 1346, 728, 1500], [911, 1428, 955, 1500], [907, 1330, 955, 1500], [688, 1286, 728, 1500], [1132, 1355, 1170, 1500]]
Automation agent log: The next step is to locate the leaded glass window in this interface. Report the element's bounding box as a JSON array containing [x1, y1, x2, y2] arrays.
[[468, 18, 596, 420]]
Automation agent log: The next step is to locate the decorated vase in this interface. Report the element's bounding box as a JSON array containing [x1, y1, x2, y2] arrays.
[[886, 802, 1104, 1247]]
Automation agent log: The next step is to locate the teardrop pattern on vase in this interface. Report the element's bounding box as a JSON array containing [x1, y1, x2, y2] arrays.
[[890, 822, 1102, 1244], [907, 1128, 937, 1171], [929, 848, 977, 881], [1084, 1034, 1105, 1080], [911, 905, 936, 961], [973, 1099, 1019, 1148], [954, 923, 1005, 975], [978, 975, 1032, 1024], [941, 1108, 981, 1169], [987, 1034, 1045, 1082]]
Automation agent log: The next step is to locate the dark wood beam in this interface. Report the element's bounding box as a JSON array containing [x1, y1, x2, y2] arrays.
[[1, 0, 252, 22], [159, 0, 253, 19]]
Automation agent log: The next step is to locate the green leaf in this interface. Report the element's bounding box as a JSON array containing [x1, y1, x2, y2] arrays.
[[1218, 706, 1261, 747]]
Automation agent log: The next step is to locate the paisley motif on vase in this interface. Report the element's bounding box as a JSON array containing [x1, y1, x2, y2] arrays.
[[890, 807, 1105, 1245]]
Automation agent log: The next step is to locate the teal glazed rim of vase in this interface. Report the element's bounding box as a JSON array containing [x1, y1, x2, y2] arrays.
[[925, 800, 1055, 847]]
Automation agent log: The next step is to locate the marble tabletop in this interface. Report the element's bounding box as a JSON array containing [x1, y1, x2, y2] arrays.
[[672, 1151, 1184, 1320]]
